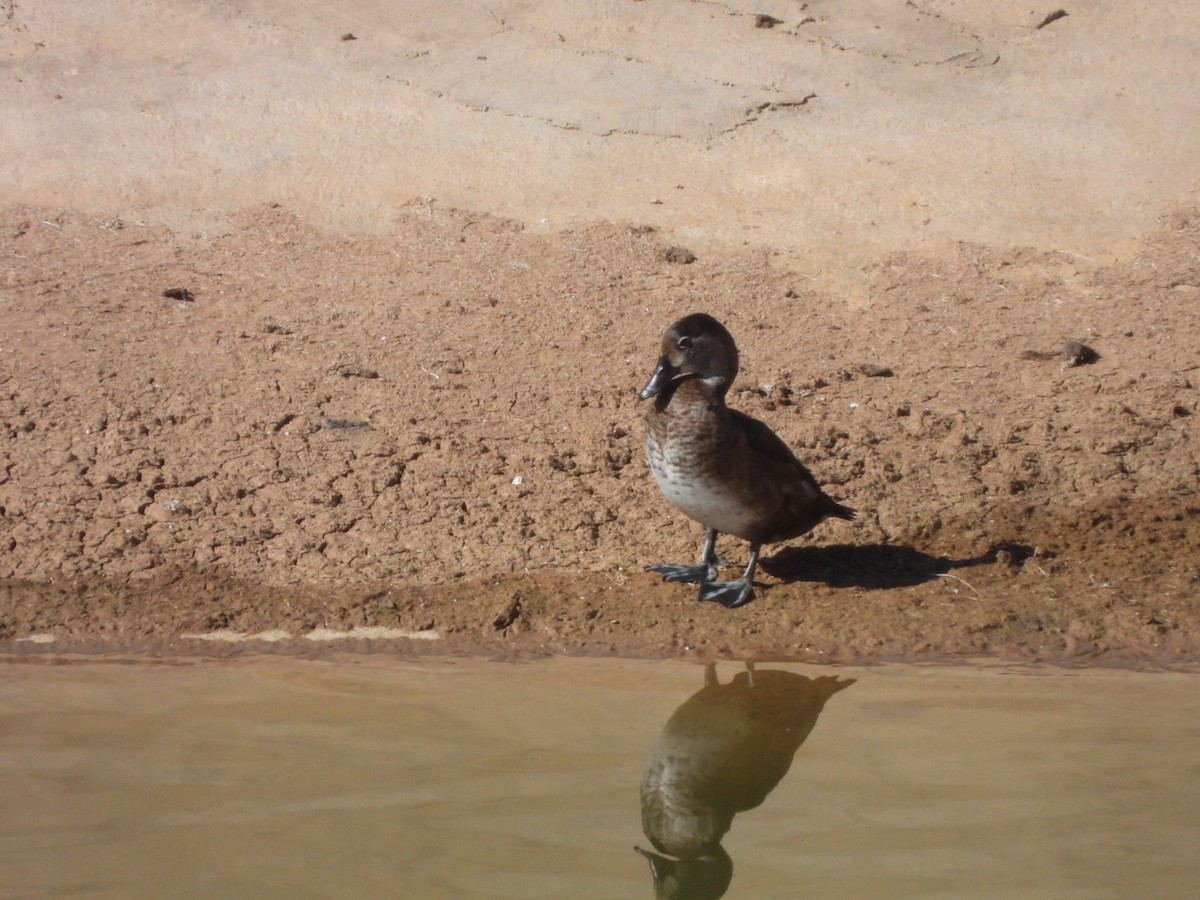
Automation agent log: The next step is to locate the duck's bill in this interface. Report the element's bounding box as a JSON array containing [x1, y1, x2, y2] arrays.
[[638, 356, 678, 400]]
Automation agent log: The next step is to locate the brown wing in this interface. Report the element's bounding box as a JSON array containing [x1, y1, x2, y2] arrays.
[[728, 408, 813, 473], [728, 409, 856, 523]]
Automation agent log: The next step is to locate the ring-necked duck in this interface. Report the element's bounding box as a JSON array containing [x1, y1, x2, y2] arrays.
[[640, 313, 855, 608]]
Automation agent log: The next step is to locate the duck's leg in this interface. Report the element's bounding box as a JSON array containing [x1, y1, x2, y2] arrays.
[[697, 543, 760, 608], [646, 528, 727, 584]]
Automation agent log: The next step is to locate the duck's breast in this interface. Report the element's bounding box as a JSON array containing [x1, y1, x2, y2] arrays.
[[645, 405, 759, 538]]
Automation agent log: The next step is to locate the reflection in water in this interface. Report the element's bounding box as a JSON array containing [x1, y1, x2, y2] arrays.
[[636, 663, 855, 899]]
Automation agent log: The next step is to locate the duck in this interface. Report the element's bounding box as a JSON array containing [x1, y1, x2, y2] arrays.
[[639, 313, 855, 608]]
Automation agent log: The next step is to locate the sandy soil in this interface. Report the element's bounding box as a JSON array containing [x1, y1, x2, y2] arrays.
[[2, 2, 1198, 664]]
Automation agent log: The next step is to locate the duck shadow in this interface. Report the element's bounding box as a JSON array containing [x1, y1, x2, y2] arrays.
[[758, 542, 1033, 590]]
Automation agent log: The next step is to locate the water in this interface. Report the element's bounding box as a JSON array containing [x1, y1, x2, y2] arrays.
[[1, 656, 1197, 898]]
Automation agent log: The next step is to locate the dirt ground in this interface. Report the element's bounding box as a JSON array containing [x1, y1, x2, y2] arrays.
[[2, 202, 1197, 665], [2, 2, 1198, 665]]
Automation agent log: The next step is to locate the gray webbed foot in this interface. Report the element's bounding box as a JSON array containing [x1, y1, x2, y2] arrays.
[[646, 528, 728, 583], [697, 578, 755, 608], [646, 563, 719, 584]]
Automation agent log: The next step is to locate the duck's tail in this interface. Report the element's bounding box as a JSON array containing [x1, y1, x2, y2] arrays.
[[822, 495, 857, 522]]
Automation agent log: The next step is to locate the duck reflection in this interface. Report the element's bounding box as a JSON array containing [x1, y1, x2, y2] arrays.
[[636, 663, 854, 899]]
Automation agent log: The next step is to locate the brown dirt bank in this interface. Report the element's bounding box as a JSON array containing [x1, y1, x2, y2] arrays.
[[1, 203, 1198, 665]]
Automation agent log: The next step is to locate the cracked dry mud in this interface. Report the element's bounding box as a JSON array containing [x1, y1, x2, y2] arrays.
[[2, 204, 1198, 665]]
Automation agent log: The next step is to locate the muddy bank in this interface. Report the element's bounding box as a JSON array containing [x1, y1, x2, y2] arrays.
[[2, 205, 1197, 664]]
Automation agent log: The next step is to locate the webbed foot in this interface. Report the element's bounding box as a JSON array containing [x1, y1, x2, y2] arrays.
[[646, 528, 729, 584], [697, 578, 755, 609], [646, 563, 719, 584]]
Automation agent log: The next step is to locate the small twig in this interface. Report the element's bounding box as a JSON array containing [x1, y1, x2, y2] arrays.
[[935, 573, 981, 598], [1035, 10, 1068, 30], [1059, 250, 1094, 263]]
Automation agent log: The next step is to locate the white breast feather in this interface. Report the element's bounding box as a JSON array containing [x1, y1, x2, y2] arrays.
[[650, 455, 754, 537]]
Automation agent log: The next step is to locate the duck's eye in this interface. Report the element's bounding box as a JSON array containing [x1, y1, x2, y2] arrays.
[[676, 336, 692, 350]]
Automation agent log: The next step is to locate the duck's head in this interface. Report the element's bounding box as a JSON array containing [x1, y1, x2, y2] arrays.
[[639, 313, 740, 401]]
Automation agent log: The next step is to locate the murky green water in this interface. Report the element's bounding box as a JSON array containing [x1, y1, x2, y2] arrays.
[[1, 656, 1197, 898]]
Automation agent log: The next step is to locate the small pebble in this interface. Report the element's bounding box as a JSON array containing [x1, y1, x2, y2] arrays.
[[857, 363, 894, 378], [322, 418, 370, 431], [162, 287, 194, 303], [337, 364, 379, 379], [1061, 341, 1099, 367]]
